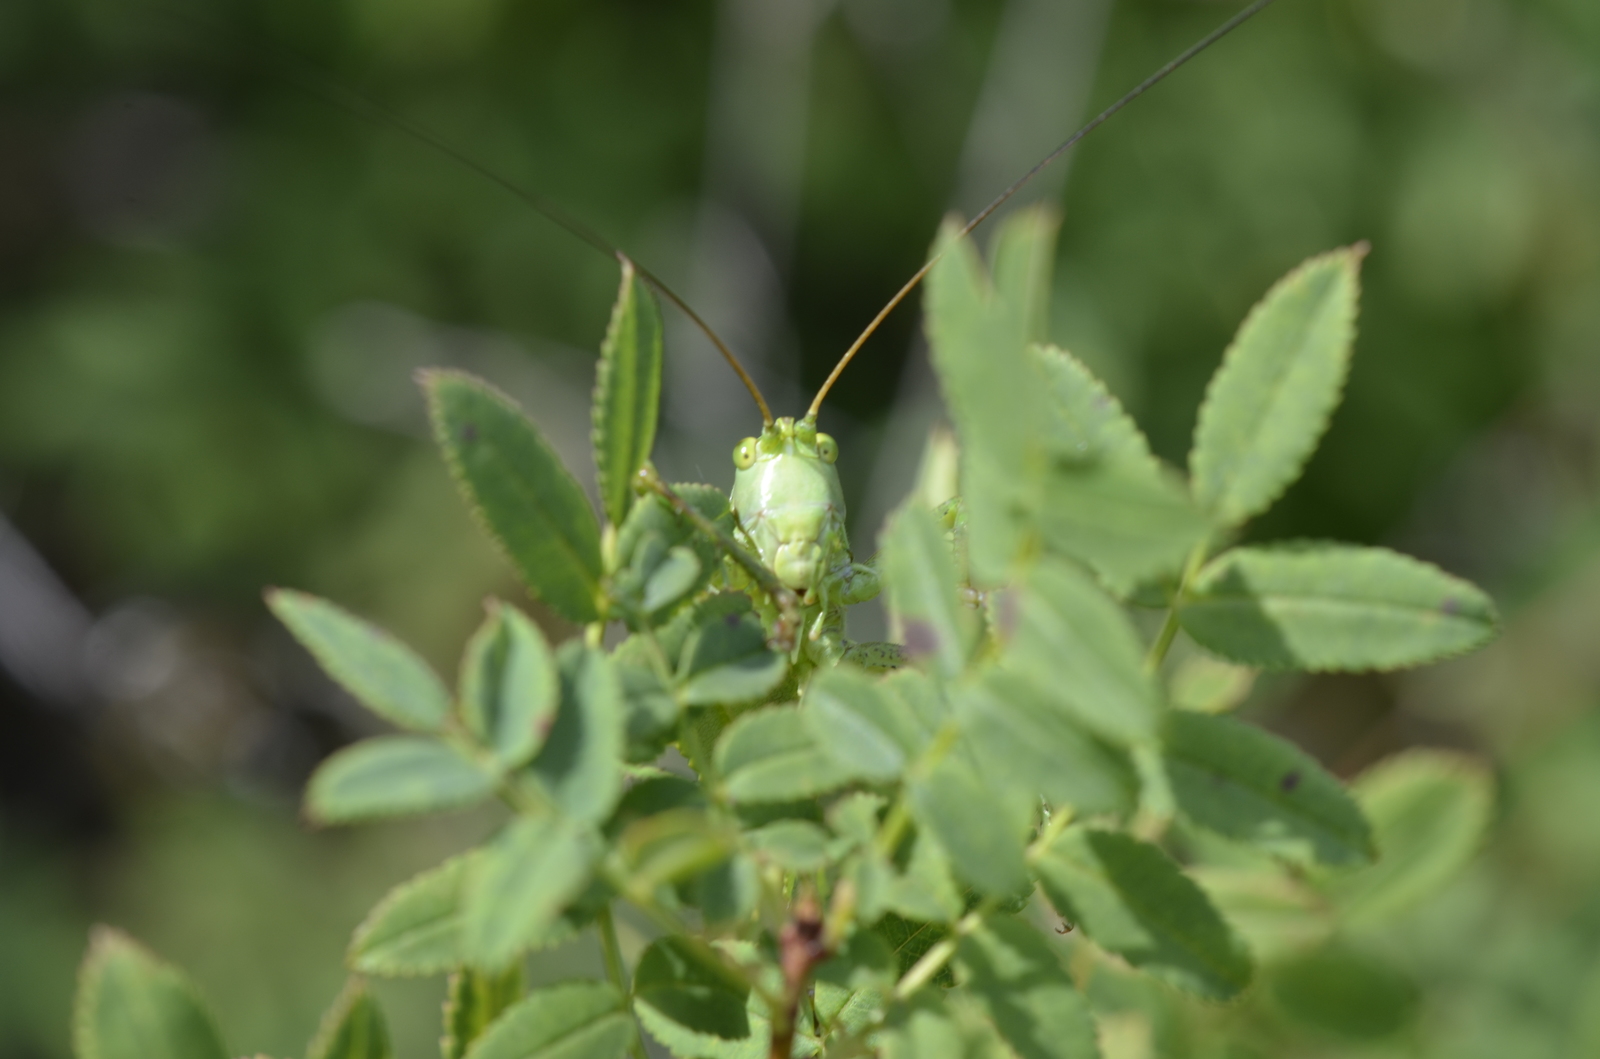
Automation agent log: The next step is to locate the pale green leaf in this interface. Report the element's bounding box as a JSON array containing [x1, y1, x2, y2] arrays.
[[853, 831, 963, 925], [462, 981, 632, 1059], [1166, 711, 1373, 865], [744, 820, 831, 872], [462, 816, 602, 971], [1190, 246, 1365, 526], [460, 601, 558, 767], [444, 967, 524, 1059], [957, 671, 1137, 818], [1188, 867, 1334, 961], [880, 503, 974, 678], [1324, 749, 1494, 927], [715, 707, 857, 803], [349, 855, 583, 977], [1031, 343, 1154, 466], [592, 258, 663, 527], [908, 753, 1029, 898], [1179, 544, 1499, 671], [306, 737, 494, 825], [676, 605, 786, 707], [424, 370, 603, 624], [266, 589, 450, 733], [614, 487, 730, 625], [1000, 557, 1159, 746], [1033, 828, 1252, 999], [528, 643, 624, 826], [306, 980, 392, 1059], [633, 937, 750, 1042], [802, 667, 923, 782], [957, 918, 1097, 1059], [615, 808, 735, 890], [73, 927, 227, 1059]]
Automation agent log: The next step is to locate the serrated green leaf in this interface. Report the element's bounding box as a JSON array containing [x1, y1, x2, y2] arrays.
[[956, 917, 1097, 1059], [592, 259, 663, 527], [853, 832, 962, 925], [1033, 828, 1253, 999], [1190, 246, 1365, 526], [745, 819, 831, 872], [880, 502, 974, 678], [348, 855, 584, 977], [462, 816, 602, 971], [634, 994, 767, 1059], [528, 643, 624, 825], [802, 667, 923, 783], [1178, 544, 1499, 671], [715, 707, 857, 803], [676, 605, 786, 707], [957, 671, 1138, 819], [1324, 750, 1493, 927], [444, 967, 524, 1059], [908, 753, 1029, 898], [424, 370, 603, 624], [681, 855, 759, 929], [73, 927, 227, 1059], [1166, 711, 1373, 865], [614, 488, 731, 626], [306, 737, 494, 825], [460, 601, 558, 767], [462, 981, 632, 1059], [266, 589, 450, 733], [924, 211, 1059, 586], [306, 980, 392, 1059], [1000, 557, 1159, 746], [1032, 344, 1154, 466], [633, 937, 750, 1042]]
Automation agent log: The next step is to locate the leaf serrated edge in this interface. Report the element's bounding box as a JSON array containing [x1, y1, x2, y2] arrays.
[[305, 977, 388, 1059], [1182, 542, 1501, 673], [347, 853, 476, 978], [418, 368, 603, 623], [74, 925, 228, 1059], [1190, 243, 1368, 527], [591, 258, 662, 529]]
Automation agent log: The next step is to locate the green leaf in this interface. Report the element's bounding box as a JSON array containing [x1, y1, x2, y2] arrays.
[[715, 707, 857, 803], [957, 671, 1138, 819], [462, 816, 603, 971], [924, 211, 1059, 586], [592, 259, 663, 527], [614, 488, 731, 626], [306, 737, 494, 825], [1190, 246, 1365, 526], [73, 927, 227, 1059], [1324, 750, 1494, 927], [1166, 711, 1373, 865], [306, 980, 392, 1059], [745, 819, 831, 872], [956, 918, 1097, 1059], [1178, 544, 1499, 671], [1188, 866, 1333, 961], [877, 996, 1008, 1059], [444, 967, 524, 1059], [999, 557, 1160, 746], [802, 667, 923, 783], [616, 808, 735, 890], [266, 589, 450, 733], [633, 937, 750, 1042], [880, 503, 974, 678], [460, 601, 559, 768], [349, 855, 584, 977], [1268, 943, 1418, 1041], [1033, 828, 1253, 1000], [853, 832, 962, 925], [528, 643, 624, 826], [424, 370, 604, 624], [1031, 344, 1155, 466], [908, 753, 1029, 898], [676, 604, 787, 707], [462, 981, 632, 1059]]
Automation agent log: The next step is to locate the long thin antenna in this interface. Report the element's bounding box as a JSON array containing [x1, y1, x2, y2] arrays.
[[807, 0, 1281, 420], [286, 69, 777, 426]]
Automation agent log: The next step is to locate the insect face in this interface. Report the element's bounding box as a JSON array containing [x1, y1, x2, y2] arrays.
[[730, 416, 848, 595]]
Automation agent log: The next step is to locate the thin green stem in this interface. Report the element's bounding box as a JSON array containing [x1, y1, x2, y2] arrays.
[[1145, 540, 1210, 676], [597, 905, 649, 1059], [892, 903, 992, 1002]]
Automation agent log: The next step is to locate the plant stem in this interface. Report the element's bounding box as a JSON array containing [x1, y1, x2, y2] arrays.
[[1144, 540, 1210, 675], [597, 904, 649, 1059], [892, 903, 992, 1002]]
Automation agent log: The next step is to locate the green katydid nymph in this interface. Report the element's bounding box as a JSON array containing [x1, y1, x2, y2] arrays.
[[729, 415, 879, 662]]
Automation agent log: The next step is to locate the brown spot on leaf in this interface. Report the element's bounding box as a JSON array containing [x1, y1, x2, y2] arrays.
[[459, 423, 478, 444], [1280, 770, 1301, 792], [900, 618, 940, 659]]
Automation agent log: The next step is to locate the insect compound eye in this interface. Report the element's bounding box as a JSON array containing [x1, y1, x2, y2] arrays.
[[816, 433, 838, 464], [733, 438, 759, 470]]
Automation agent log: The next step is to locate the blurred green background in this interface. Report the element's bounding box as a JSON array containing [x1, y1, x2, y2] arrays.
[[3, 0, 1600, 1055]]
